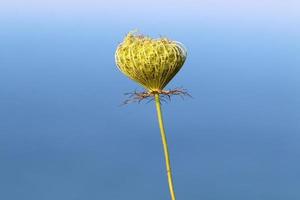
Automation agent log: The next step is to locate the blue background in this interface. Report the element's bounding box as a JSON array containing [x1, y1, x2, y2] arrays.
[[0, 1, 300, 199]]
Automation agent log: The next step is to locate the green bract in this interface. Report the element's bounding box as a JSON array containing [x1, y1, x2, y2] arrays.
[[115, 31, 187, 92]]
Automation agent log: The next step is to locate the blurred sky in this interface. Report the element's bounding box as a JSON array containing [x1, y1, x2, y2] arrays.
[[1, 0, 300, 27], [0, 0, 300, 200]]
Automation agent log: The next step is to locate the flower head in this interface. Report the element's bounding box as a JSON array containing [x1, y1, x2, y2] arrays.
[[115, 31, 187, 92]]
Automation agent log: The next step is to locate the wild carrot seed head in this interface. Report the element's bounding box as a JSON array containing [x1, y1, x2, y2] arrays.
[[115, 31, 187, 92]]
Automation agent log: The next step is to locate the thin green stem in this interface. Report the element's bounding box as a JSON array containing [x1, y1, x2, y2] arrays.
[[154, 94, 176, 200]]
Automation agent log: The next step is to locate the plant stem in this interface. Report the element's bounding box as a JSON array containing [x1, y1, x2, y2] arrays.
[[154, 94, 176, 200]]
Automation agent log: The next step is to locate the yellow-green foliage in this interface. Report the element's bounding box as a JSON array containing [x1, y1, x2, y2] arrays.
[[115, 31, 187, 92]]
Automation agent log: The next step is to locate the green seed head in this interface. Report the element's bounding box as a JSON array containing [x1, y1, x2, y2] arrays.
[[115, 31, 187, 92]]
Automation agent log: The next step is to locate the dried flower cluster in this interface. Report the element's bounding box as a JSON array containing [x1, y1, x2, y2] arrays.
[[115, 31, 187, 92]]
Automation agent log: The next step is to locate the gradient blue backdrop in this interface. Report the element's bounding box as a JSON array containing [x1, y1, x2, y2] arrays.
[[1, 0, 300, 199]]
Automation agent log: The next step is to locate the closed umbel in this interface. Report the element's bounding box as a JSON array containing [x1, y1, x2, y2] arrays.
[[115, 31, 187, 92]]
